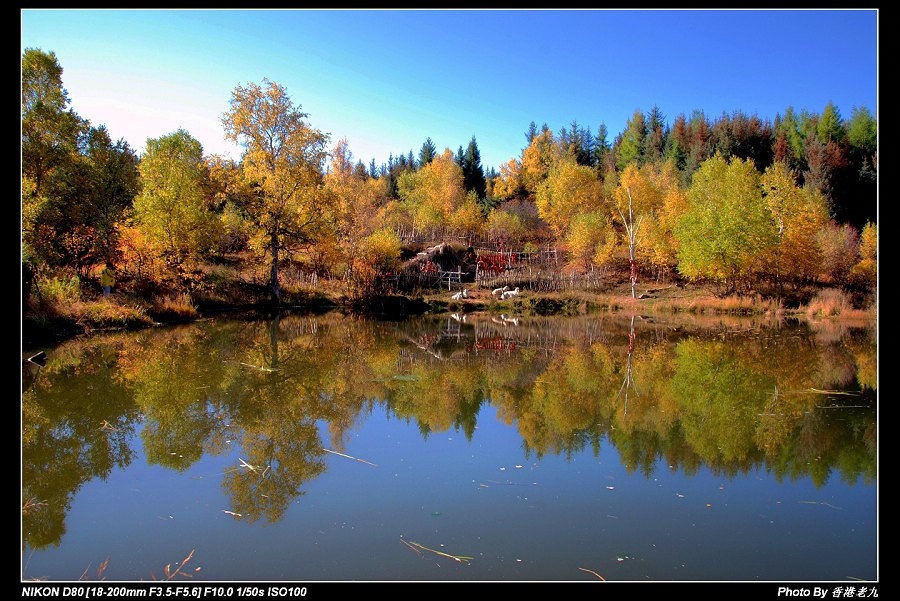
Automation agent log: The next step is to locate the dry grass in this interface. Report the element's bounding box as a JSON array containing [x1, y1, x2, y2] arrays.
[[151, 293, 199, 322], [609, 289, 784, 316], [804, 288, 875, 319]]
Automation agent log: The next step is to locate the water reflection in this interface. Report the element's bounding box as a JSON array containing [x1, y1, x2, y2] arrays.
[[22, 313, 876, 551]]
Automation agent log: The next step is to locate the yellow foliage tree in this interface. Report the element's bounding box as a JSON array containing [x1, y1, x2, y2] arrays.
[[849, 220, 877, 290], [760, 162, 829, 284], [535, 158, 604, 238], [397, 148, 467, 239], [612, 161, 687, 279], [492, 158, 525, 200], [325, 139, 391, 273], [859, 221, 877, 261], [221, 79, 331, 300], [449, 191, 484, 244], [485, 208, 527, 247], [521, 130, 564, 194], [565, 210, 617, 272]]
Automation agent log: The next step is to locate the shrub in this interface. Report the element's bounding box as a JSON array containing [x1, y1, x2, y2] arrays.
[[806, 288, 853, 317], [35, 270, 82, 306], [847, 259, 877, 291]]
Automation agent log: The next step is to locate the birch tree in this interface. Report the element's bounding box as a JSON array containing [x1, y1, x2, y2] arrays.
[[222, 79, 330, 300]]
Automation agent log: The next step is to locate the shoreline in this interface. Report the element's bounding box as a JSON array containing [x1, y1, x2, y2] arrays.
[[22, 283, 877, 352]]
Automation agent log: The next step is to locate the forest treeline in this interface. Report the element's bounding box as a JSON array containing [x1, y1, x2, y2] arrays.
[[22, 48, 877, 309]]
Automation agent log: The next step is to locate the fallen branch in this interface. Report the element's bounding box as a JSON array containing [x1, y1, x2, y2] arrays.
[[322, 448, 377, 467], [400, 538, 472, 564], [156, 549, 196, 581], [807, 388, 862, 396], [238, 362, 277, 372], [578, 567, 606, 581], [238, 458, 259, 472], [79, 557, 109, 581]]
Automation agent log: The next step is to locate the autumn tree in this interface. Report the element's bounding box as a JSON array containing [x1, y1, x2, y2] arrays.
[[817, 221, 859, 285], [492, 158, 526, 200], [22, 49, 140, 275], [484, 208, 527, 247], [325, 139, 393, 273], [34, 125, 140, 274], [450, 191, 485, 244], [674, 154, 777, 292], [521, 129, 563, 194], [21, 48, 84, 201], [760, 162, 829, 286], [535, 158, 603, 239], [222, 79, 330, 300], [848, 221, 877, 291], [22, 48, 86, 267], [612, 161, 686, 285], [397, 148, 467, 239], [565, 210, 617, 272], [133, 129, 222, 269], [803, 129, 847, 213]]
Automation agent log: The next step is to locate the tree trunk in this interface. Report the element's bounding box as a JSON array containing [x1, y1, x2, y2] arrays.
[[270, 229, 281, 302]]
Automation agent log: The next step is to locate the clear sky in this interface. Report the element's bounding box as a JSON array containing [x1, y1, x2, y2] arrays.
[[21, 9, 878, 172]]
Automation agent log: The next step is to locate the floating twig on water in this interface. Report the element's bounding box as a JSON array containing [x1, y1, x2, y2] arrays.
[[237, 362, 277, 372], [799, 501, 844, 510], [153, 549, 196, 581], [322, 448, 378, 467], [400, 538, 473, 564], [79, 557, 109, 581], [807, 388, 862, 396], [578, 567, 606, 581], [238, 458, 259, 472]]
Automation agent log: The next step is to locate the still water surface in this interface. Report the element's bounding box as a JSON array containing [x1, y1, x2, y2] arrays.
[[21, 313, 877, 581]]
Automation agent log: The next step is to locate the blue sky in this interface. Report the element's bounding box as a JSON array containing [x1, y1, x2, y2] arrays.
[[21, 9, 878, 172]]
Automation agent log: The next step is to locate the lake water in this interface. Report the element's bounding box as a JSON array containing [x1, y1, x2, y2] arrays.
[[21, 312, 877, 582]]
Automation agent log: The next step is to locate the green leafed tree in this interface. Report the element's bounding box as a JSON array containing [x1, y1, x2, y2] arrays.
[[674, 154, 777, 292], [847, 106, 877, 157], [22, 49, 139, 273], [816, 101, 845, 145], [133, 129, 222, 268], [22, 48, 87, 267], [222, 79, 331, 300], [616, 109, 647, 171], [22, 48, 85, 199]]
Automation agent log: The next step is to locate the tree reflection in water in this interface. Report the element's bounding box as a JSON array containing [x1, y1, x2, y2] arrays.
[[22, 312, 876, 549]]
